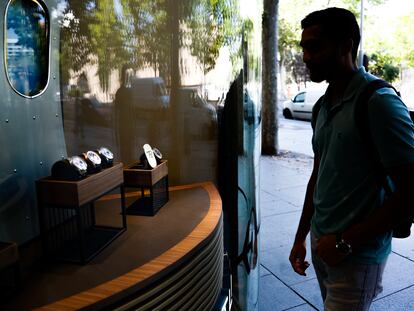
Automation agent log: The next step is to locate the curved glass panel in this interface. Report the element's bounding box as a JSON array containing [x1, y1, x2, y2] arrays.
[[5, 0, 49, 97], [55, 1, 262, 309]]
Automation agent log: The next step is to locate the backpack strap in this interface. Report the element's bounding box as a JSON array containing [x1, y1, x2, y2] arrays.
[[354, 79, 400, 192]]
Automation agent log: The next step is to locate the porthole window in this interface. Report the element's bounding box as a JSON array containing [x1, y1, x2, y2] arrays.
[[5, 0, 50, 98]]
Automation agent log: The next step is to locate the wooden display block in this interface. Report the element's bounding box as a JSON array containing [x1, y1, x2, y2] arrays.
[[36, 163, 126, 264], [124, 160, 168, 187], [36, 163, 124, 207], [123, 160, 169, 216]]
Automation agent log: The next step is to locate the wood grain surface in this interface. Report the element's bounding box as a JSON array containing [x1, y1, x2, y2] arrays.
[[36, 163, 124, 207]]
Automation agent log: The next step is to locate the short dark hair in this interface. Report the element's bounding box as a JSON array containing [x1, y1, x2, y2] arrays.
[[301, 7, 361, 62]]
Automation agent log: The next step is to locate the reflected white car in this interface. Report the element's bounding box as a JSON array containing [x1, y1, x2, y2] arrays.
[[178, 88, 218, 140], [130, 77, 170, 109], [282, 88, 325, 121]]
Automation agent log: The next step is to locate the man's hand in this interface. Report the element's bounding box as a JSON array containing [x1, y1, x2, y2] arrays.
[[315, 234, 348, 266], [289, 241, 310, 276]]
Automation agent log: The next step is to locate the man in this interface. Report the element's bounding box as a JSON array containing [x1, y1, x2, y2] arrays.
[[289, 7, 414, 310]]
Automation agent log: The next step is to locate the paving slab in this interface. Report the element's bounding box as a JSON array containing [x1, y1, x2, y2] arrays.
[[376, 252, 414, 299], [284, 303, 319, 311], [260, 243, 316, 286], [271, 185, 307, 208], [259, 274, 307, 311], [261, 190, 281, 204], [391, 234, 414, 261], [261, 173, 310, 194], [260, 264, 272, 277], [260, 211, 302, 251], [290, 278, 324, 311], [259, 153, 414, 310], [371, 285, 414, 310], [261, 197, 301, 218]]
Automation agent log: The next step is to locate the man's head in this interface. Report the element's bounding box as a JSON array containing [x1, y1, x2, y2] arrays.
[[300, 8, 360, 82]]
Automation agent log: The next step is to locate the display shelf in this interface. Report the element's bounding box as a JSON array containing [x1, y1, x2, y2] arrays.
[[36, 163, 125, 207], [36, 163, 127, 264], [123, 160, 169, 216], [4, 183, 224, 311], [54, 226, 124, 263]]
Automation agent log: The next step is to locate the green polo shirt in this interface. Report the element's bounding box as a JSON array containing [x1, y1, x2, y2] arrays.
[[311, 67, 414, 264]]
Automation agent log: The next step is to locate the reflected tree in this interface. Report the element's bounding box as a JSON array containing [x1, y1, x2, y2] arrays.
[[60, 0, 173, 89], [184, 0, 241, 74], [7, 0, 48, 58], [369, 52, 400, 83], [59, 1, 94, 85], [7, 0, 49, 95], [59, 0, 241, 92], [119, 0, 171, 79], [88, 0, 128, 92]]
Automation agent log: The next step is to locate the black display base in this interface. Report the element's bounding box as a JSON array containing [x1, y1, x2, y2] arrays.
[[0, 265, 19, 301], [0, 241, 19, 300], [126, 197, 161, 216], [54, 226, 125, 264]]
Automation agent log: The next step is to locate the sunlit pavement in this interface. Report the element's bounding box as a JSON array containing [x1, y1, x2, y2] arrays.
[[259, 117, 414, 310], [278, 118, 313, 157]]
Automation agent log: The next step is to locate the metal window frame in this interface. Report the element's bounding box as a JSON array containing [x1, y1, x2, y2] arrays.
[[4, 0, 51, 99]]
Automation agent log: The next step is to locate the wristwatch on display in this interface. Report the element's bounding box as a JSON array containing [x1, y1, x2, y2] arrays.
[[51, 156, 88, 181], [82, 150, 102, 174], [142, 144, 157, 169], [152, 147, 162, 165], [96, 147, 114, 168], [335, 233, 352, 255]]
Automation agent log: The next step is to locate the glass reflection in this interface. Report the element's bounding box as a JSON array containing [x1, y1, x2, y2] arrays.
[[58, 0, 240, 185], [56, 1, 260, 309], [5, 0, 49, 97]]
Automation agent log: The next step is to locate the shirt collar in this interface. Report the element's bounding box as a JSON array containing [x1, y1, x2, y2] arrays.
[[342, 67, 367, 102], [321, 66, 367, 108]]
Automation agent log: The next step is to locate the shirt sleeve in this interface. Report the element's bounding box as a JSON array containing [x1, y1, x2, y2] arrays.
[[368, 88, 414, 169]]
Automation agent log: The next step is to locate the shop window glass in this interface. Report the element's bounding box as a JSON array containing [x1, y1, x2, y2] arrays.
[[5, 0, 49, 97]]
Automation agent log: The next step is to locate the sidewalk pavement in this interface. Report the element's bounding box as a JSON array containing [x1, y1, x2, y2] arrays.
[[259, 151, 414, 311]]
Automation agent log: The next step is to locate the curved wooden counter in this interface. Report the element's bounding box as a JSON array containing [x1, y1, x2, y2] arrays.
[[5, 182, 223, 311]]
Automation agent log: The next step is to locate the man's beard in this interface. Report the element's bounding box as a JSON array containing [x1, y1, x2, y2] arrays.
[[308, 69, 326, 83]]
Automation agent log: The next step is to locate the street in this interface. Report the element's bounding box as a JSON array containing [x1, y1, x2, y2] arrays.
[[278, 114, 314, 157]]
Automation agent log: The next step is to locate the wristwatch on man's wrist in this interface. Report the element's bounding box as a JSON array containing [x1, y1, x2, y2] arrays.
[[335, 233, 352, 255]]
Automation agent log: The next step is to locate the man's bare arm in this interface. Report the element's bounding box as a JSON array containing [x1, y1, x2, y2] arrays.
[[294, 155, 319, 243], [289, 156, 319, 275]]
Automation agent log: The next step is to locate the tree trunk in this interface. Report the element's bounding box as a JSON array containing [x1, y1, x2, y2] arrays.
[[261, 0, 279, 155], [168, 0, 184, 184]]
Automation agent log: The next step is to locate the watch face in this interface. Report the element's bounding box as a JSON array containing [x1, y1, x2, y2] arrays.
[[69, 156, 88, 172], [98, 147, 113, 160], [153, 147, 162, 160], [336, 241, 351, 254], [86, 151, 102, 165]]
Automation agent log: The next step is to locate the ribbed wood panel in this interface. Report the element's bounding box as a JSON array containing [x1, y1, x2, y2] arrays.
[[114, 222, 223, 310]]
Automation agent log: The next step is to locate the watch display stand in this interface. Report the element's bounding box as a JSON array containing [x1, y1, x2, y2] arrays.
[[123, 160, 169, 216], [36, 163, 127, 264], [0, 241, 20, 299]]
